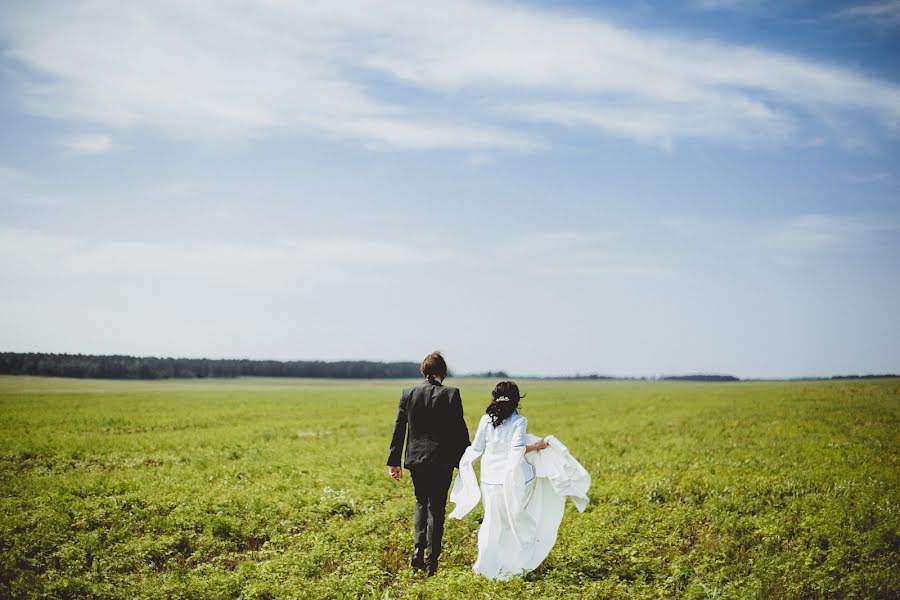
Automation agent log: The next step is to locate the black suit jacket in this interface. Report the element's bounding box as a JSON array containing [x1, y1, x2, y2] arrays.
[[387, 380, 470, 469]]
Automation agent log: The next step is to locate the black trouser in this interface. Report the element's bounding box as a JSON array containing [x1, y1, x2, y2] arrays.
[[409, 465, 454, 565]]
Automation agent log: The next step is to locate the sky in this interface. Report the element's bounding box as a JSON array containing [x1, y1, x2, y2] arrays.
[[0, 0, 898, 379]]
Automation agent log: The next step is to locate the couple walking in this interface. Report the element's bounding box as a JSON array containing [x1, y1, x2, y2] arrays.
[[386, 352, 591, 580]]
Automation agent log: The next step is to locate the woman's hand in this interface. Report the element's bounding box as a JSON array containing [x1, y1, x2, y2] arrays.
[[525, 439, 550, 453], [388, 466, 402, 481]]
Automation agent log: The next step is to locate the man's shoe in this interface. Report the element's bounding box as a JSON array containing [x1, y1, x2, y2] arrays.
[[425, 562, 438, 577], [410, 550, 426, 570]]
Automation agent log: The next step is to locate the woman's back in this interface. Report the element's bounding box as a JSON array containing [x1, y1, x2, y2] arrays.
[[472, 412, 534, 484]]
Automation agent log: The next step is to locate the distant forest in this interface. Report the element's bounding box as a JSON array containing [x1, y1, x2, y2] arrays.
[[0, 352, 894, 381], [561, 374, 739, 382], [0, 352, 421, 380]]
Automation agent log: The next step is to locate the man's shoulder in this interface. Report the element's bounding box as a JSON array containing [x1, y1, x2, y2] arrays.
[[402, 382, 435, 397], [404, 381, 460, 392]]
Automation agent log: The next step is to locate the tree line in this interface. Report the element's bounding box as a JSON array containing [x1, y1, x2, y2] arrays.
[[0, 352, 421, 380]]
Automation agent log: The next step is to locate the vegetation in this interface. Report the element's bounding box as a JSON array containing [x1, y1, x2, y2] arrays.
[[660, 375, 740, 382], [0, 352, 420, 380], [0, 375, 897, 599]]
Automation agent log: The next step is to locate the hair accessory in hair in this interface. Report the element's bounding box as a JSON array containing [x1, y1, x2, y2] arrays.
[[495, 396, 511, 403]]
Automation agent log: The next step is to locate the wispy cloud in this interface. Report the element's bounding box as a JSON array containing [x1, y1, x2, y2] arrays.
[[835, 1, 900, 28], [60, 134, 118, 155], [685, 0, 760, 12], [356, 3, 900, 148], [763, 214, 898, 263], [0, 227, 453, 361], [332, 118, 539, 152], [1, 1, 537, 152], [515, 216, 900, 275], [0, 228, 449, 293], [509, 96, 793, 150], [464, 152, 495, 168], [154, 182, 204, 200], [0, 166, 64, 206], [483, 213, 900, 282], [0, 166, 36, 186], [493, 231, 586, 258], [491, 230, 678, 279], [1, 1, 898, 152], [843, 171, 895, 185]]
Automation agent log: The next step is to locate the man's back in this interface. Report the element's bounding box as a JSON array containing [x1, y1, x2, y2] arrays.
[[388, 380, 469, 469]]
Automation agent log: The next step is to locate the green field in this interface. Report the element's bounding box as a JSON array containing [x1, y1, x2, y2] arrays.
[[0, 376, 897, 599]]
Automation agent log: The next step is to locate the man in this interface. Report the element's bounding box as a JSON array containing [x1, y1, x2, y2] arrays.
[[387, 351, 470, 576]]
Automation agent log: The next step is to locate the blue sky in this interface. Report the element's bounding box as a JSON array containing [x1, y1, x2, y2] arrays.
[[0, 0, 898, 378]]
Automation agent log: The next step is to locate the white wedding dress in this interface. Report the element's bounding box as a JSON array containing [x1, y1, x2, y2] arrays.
[[448, 413, 591, 581]]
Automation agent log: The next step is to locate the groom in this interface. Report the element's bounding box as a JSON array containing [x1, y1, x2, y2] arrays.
[[387, 351, 469, 576]]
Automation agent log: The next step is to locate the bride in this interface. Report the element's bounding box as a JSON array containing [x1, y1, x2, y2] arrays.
[[449, 381, 591, 580]]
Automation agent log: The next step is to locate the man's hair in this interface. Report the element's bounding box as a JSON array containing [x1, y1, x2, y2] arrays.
[[420, 351, 448, 380]]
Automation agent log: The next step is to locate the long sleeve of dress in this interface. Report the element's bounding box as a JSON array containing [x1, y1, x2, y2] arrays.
[[511, 416, 526, 450], [449, 417, 487, 519], [471, 415, 488, 453]]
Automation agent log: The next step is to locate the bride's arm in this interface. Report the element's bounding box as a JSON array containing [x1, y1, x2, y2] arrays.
[[525, 439, 549, 453], [471, 415, 488, 454], [512, 416, 548, 453]]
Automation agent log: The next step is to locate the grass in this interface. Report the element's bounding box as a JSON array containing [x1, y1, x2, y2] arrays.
[[0, 375, 897, 599]]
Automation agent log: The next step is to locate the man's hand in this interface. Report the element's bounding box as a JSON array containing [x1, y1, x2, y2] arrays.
[[388, 466, 402, 481]]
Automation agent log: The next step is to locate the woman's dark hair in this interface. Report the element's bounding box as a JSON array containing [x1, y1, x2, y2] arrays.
[[486, 381, 524, 428], [421, 351, 448, 382]]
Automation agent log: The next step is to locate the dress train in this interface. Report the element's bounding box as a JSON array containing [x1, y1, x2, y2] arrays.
[[449, 434, 591, 580]]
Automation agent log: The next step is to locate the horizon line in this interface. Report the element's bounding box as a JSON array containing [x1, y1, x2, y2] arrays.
[[0, 350, 896, 382]]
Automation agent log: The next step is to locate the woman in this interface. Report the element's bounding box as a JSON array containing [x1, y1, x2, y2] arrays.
[[449, 381, 591, 581]]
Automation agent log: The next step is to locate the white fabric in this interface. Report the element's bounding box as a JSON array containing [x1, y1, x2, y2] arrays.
[[449, 419, 591, 581], [470, 413, 534, 485]]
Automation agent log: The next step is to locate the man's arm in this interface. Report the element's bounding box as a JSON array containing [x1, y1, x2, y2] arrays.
[[386, 390, 408, 472]]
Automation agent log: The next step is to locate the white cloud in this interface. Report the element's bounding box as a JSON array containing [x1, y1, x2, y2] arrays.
[[509, 96, 793, 149], [481, 215, 900, 282], [490, 230, 678, 279], [0, 227, 459, 361], [332, 118, 539, 152], [358, 3, 900, 147], [493, 231, 594, 260], [0, 192, 64, 207], [1, 1, 536, 151], [835, 1, 900, 27], [0, 166, 37, 185], [155, 182, 203, 199], [843, 172, 895, 185], [60, 134, 117, 155], [0, 228, 444, 289], [513, 216, 900, 275], [686, 0, 769, 12], [465, 152, 495, 168], [763, 214, 898, 262], [1, 222, 895, 377], [1, 1, 898, 152], [0, 166, 64, 206], [687, 0, 750, 9]]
